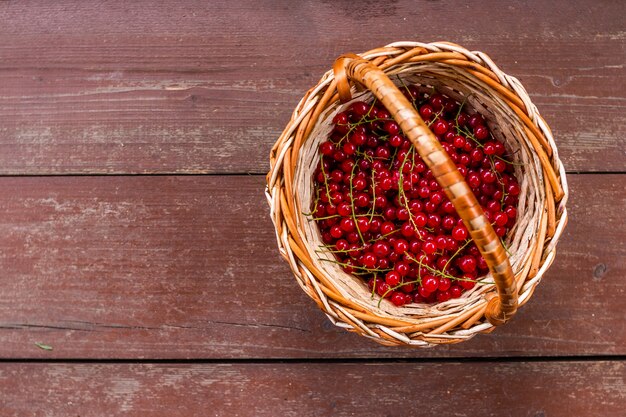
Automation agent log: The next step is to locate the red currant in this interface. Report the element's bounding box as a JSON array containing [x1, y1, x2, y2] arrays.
[[385, 271, 401, 286], [452, 225, 468, 241], [474, 125, 489, 140]]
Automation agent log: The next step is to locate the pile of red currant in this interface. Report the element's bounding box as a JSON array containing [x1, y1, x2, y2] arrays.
[[311, 86, 520, 306]]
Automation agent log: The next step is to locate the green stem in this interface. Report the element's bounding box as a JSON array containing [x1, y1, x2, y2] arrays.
[[319, 154, 334, 207], [443, 238, 472, 273], [348, 162, 366, 245]]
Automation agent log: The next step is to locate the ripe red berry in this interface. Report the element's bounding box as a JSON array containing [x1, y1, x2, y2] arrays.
[[335, 239, 349, 251], [468, 114, 484, 128], [384, 121, 400, 135], [351, 101, 370, 117], [395, 261, 410, 276], [459, 277, 476, 290], [423, 276, 439, 293], [452, 225, 468, 241], [481, 170, 497, 184], [430, 94, 444, 111], [354, 192, 370, 207], [401, 283, 415, 294], [423, 241, 437, 255], [450, 285, 462, 298], [320, 141, 335, 156], [361, 253, 377, 268], [430, 191, 444, 205], [373, 241, 390, 257], [505, 206, 517, 219], [427, 214, 441, 228], [330, 225, 343, 239], [352, 177, 366, 190], [458, 256, 477, 273], [453, 135, 466, 148], [419, 104, 434, 119], [351, 131, 367, 146], [436, 290, 452, 302], [339, 218, 355, 232], [385, 271, 401, 286], [333, 112, 348, 125], [483, 142, 496, 155], [409, 240, 422, 253], [357, 217, 371, 233], [336, 202, 351, 217], [417, 285, 431, 298], [389, 134, 403, 147], [433, 119, 449, 135], [470, 148, 483, 162], [400, 222, 414, 237], [474, 125, 489, 140], [494, 212, 508, 227], [396, 208, 410, 221], [380, 221, 395, 235], [393, 239, 409, 255], [438, 278, 452, 292], [343, 142, 356, 155], [507, 182, 521, 196], [376, 281, 391, 297], [391, 291, 406, 306], [376, 109, 391, 120], [441, 201, 455, 214], [346, 232, 359, 243], [441, 216, 455, 230], [457, 112, 469, 126]]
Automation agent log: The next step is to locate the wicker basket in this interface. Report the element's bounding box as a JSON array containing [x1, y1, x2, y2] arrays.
[[266, 42, 568, 347]]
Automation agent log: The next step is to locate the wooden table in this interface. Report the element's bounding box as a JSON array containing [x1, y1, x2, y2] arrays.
[[1, 1, 624, 415]]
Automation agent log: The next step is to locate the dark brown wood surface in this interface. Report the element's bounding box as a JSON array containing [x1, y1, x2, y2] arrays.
[[0, 0, 624, 174], [1, 361, 624, 417], [0, 175, 623, 359], [0, 0, 624, 415]]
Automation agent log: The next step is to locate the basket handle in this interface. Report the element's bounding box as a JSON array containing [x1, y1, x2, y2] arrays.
[[333, 54, 518, 326]]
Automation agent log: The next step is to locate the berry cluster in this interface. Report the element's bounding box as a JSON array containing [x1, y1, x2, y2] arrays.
[[311, 86, 520, 306]]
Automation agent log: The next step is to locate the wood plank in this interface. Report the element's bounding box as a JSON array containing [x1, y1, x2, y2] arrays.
[[0, 0, 623, 174], [0, 174, 623, 359], [0, 361, 624, 416]]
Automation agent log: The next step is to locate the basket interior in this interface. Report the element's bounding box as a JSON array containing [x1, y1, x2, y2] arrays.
[[294, 62, 545, 324]]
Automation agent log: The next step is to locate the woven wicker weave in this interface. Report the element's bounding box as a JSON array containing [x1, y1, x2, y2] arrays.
[[266, 41, 568, 347]]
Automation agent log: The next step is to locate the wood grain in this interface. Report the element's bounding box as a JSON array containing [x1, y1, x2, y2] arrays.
[[0, 174, 623, 359], [0, 0, 624, 174], [0, 1, 622, 413], [0, 361, 624, 416]]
